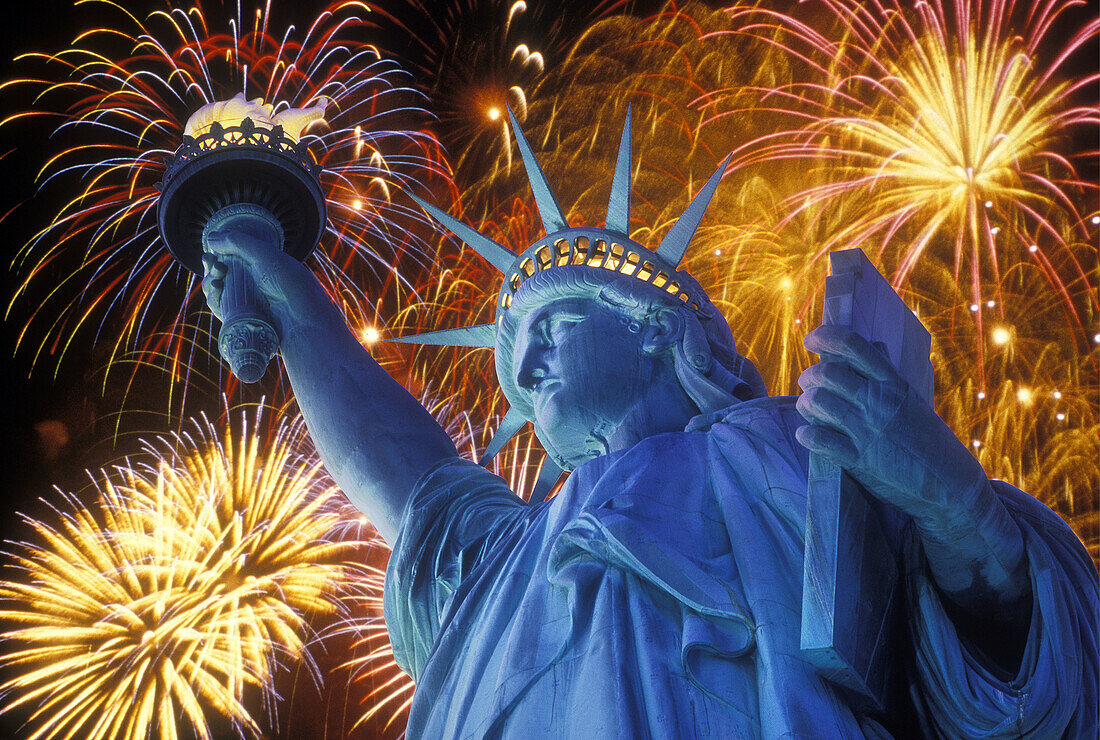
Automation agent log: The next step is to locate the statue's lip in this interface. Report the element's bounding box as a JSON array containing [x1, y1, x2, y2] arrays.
[[533, 380, 562, 412]]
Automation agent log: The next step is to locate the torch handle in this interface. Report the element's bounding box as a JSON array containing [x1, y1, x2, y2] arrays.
[[217, 256, 279, 383]]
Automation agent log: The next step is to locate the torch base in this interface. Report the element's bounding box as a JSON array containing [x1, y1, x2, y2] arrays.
[[219, 315, 279, 384]]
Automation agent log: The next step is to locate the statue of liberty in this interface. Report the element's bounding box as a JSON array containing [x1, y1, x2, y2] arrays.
[[200, 111, 1098, 738]]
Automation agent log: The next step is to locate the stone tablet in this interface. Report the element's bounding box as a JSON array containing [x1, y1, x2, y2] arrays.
[[800, 247, 932, 711]]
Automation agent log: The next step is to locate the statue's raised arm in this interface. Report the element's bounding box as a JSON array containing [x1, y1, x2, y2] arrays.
[[200, 211, 457, 543]]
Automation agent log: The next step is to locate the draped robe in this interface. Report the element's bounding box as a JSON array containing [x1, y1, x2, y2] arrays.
[[384, 397, 1100, 739]]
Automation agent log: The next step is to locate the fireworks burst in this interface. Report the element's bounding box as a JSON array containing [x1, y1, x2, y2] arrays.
[[712, 0, 1099, 379], [1, 0, 450, 408], [0, 405, 372, 740]]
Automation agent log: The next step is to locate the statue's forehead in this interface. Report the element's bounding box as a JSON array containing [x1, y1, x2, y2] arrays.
[[515, 297, 603, 330]]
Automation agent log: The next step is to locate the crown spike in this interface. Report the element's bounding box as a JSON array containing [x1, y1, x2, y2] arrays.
[[606, 106, 632, 234], [654, 153, 732, 267], [507, 106, 568, 235], [387, 323, 496, 348], [409, 193, 515, 273], [478, 406, 527, 467], [531, 457, 563, 503]]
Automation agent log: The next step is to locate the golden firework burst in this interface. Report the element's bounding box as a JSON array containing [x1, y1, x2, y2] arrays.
[[0, 407, 370, 740]]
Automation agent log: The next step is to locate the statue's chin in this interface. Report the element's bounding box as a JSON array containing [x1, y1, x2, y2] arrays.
[[533, 416, 617, 472]]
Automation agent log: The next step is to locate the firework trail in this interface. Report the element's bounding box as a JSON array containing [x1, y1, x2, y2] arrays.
[[1, 0, 451, 414], [0, 405, 375, 740], [708, 0, 1099, 382], [365, 0, 650, 186]]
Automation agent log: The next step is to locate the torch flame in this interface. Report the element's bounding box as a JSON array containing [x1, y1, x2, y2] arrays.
[[183, 92, 329, 142]]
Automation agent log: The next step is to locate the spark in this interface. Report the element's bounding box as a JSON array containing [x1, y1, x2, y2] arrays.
[[370, 0, 627, 182]]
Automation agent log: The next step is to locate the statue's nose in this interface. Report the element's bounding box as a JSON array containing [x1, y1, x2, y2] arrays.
[[515, 341, 550, 392]]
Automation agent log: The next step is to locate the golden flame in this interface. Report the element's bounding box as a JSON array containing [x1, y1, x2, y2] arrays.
[[183, 92, 329, 142]]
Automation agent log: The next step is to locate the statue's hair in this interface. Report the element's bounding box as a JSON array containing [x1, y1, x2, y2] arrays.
[[495, 266, 766, 420]]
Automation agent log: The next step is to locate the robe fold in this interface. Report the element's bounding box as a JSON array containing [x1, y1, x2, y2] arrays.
[[384, 397, 1099, 739]]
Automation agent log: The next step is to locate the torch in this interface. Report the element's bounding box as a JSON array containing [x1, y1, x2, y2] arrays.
[[157, 94, 327, 382]]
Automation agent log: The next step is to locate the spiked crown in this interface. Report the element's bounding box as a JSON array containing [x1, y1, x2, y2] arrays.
[[396, 108, 735, 498]]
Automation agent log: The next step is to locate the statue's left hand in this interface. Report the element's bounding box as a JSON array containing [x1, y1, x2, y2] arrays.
[[794, 324, 984, 527], [795, 325, 1031, 646]]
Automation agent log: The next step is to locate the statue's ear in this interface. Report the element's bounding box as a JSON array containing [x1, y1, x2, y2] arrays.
[[642, 308, 712, 369], [640, 307, 681, 355], [643, 307, 714, 371]]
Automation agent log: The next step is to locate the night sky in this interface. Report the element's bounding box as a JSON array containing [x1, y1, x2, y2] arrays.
[[0, 1, 93, 533]]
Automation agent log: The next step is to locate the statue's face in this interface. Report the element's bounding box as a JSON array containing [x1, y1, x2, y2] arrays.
[[511, 297, 664, 466]]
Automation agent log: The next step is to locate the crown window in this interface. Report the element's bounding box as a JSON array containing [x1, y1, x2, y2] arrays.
[[554, 239, 570, 266], [588, 240, 608, 267], [606, 243, 624, 271], [571, 236, 590, 264]]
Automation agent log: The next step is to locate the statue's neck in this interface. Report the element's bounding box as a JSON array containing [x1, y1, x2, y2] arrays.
[[599, 374, 700, 453]]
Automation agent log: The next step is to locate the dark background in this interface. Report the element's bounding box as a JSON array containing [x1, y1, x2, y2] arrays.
[[0, 0, 95, 532]]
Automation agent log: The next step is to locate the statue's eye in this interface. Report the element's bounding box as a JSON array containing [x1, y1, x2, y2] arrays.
[[548, 315, 583, 338], [532, 321, 553, 345]]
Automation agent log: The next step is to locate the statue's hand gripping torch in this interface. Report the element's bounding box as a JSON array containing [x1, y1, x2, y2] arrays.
[[157, 95, 327, 382], [200, 204, 284, 382]]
